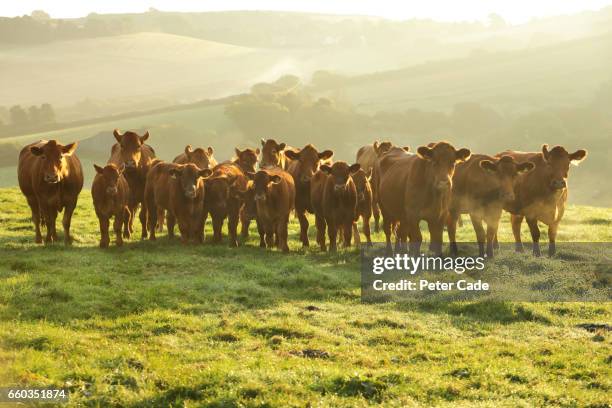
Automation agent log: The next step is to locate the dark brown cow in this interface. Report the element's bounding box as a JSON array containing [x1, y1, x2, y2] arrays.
[[144, 162, 212, 243], [379, 141, 471, 255], [351, 168, 373, 245], [496, 144, 587, 256], [447, 154, 534, 257], [250, 168, 295, 252], [174, 145, 217, 169], [311, 161, 360, 252], [285, 144, 334, 247], [205, 162, 249, 247], [260, 138, 292, 170], [108, 129, 156, 239], [18, 140, 83, 244], [91, 164, 131, 248], [224, 147, 260, 238]]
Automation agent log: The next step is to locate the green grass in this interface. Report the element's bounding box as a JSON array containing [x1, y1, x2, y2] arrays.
[[0, 187, 610, 407]]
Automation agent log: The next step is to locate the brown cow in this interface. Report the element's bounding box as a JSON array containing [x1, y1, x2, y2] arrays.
[[379, 141, 471, 255], [205, 162, 249, 247], [351, 168, 373, 245], [144, 162, 212, 243], [18, 140, 83, 244], [356, 141, 394, 173], [447, 154, 534, 257], [108, 129, 156, 239], [250, 168, 295, 252], [285, 144, 334, 247], [496, 144, 587, 256], [91, 164, 131, 248], [260, 138, 292, 170], [174, 145, 217, 169], [311, 161, 360, 252]]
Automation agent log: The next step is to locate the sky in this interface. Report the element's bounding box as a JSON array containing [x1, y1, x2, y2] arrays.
[[1, 0, 612, 24]]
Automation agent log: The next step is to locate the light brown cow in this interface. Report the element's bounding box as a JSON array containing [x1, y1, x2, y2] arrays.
[[311, 161, 360, 252], [18, 140, 83, 244], [496, 144, 587, 256], [144, 162, 212, 243], [379, 141, 471, 255], [447, 154, 534, 257], [91, 164, 131, 248], [351, 168, 373, 245], [285, 144, 334, 247], [260, 138, 292, 170], [108, 129, 156, 239], [173, 145, 217, 169], [250, 168, 295, 252]]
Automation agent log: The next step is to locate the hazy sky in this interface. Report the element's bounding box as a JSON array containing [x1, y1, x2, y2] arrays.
[[2, 0, 612, 24]]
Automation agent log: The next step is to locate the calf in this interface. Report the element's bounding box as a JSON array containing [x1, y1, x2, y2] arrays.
[[447, 154, 534, 257], [260, 138, 292, 169], [144, 162, 212, 243], [18, 140, 83, 244], [379, 141, 471, 255], [91, 164, 131, 248], [108, 129, 156, 239], [285, 144, 334, 247], [351, 168, 373, 245], [226, 147, 260, 238], [251, 168, 295, 252], [311, 161, 360, 252], [496, 144, 587, 256]]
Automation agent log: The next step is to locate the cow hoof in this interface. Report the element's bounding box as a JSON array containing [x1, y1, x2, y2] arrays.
[[35, 236, 43, 244], [100, 241, 109, 249], [116, 240, 123, 247], [514, 243, 524, 253], [532, 248, 541, 257], [229, 241, 238, 248]]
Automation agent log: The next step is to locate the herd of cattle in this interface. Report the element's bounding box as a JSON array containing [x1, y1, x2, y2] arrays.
[[16, 130, 587, 257]]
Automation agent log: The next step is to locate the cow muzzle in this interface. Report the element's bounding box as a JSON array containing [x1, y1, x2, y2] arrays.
[[184, 188, 197, 199], [435, 180, 451, 191], [44, 174, 60, 184], [334, 183, 348, 193], [550, 179, 566, 190], [255, 193, 266, 202], [106, 186, 118, 195], [124, 160, 137, 169], [500, 191, 515, 202]]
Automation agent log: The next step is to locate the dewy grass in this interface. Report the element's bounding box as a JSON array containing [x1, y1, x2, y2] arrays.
[[0, 187, 610, 407]]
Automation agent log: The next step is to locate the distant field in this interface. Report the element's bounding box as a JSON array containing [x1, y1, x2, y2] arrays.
[[0, 187, 610, 406]]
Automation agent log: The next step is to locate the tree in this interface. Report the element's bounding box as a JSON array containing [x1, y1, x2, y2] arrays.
[[30, 10, 51, 21], [488, 13, 507, 30], [9, 105, 28, 126], [28, 105, 41, 124], [39, 103, 56, 123]]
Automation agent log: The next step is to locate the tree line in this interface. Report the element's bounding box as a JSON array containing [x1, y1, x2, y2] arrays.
[[0, 104, 56, 131]]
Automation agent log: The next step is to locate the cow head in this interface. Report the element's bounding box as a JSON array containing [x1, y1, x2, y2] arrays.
[[285, 144, 334, 185], [351, 168, 372, 203], [250, 170, 282, 202], [30, 140, 78, 184], [260, 138, 287, 168], [320, 162, 361, 194], [206, 174, 238, 212], [94, 163, 124, 196], [169, 164, 212, 199], [184, 145, 215, 170], [480, 156, 535, 203], [234, 147, 260, 173], [417, 141, 471, 191], [373, 141, 394, 157], [113, 129, 149, 170], [541, 144, 587, 191]]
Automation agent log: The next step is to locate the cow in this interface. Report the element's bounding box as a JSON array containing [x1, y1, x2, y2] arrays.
[[17, 140, 83, 244], [351, 168, 374, 246], [311, 161, 360, 252], [108, 129, 156, 239], [447, 154, 535, 257], [378, 141, 471, 255], [285, 144, 334, 247], [205, 161, 250, 247], [496, 144, 587, 256], [356, 141, 394, 173], [91, 164, 131, 248], [260, 138, 292, 170], [250, 168, 295, 252], [173, 145, 217, 170], [144, 162, 212, 243]]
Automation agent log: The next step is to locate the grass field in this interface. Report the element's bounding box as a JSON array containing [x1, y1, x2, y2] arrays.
[[0, 187, 610, 407]]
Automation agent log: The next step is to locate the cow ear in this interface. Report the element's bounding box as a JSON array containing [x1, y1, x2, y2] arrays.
[[62, 142, 78, 156], [94, 164, 104, 174], [30, 146, 44, 156], [255, 147, 260, 155], [270, 175, 282, 184], [234, 148, 241, 157], [479, 160, 497, 173], [245, 171, 256, 180], [261, 138, 266, 147], [278, 143, 286, 151], [207, 146, 214, 156], [285, 149, 299, 160], [455, 148, 471, 162], [169, 168, 182, 179], [416, 146, 433, 160], [541, 144, 550, 162], [319, 150, 334, 160], [199, 168, 213, 178], [349, 163, 361, 174], [139, 131, 149, 143], [320, 165, 332, 174], [402, 146, 411, 152], [373, 141, 380, 153], [517, 161, 535, 174], [184, 145, 193, 157], [113, 129, 123, 143], [569, 149, 587, 165]]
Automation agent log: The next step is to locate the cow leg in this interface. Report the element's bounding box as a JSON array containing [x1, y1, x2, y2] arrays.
[[227, 207, 239, 247], [212, 215, 223, 243], [469, 213, 486, 257], [195, 216, 205, 244], [61, 201, 76, 245], [297, 210, 310, 247], [98, 214, 110, 248], [315, 214, 327, 251], [406, 218, 422, 256], [265, 223, 275, 248], [41, 204, 57, 244], [257, 219, 266, 247], [26, 195, 43, 243], [447, 210, 460, 256], [278, 216, 290, 253], [139, 204, 148, 240], [547, 222, 558, 257], [240, 208, 250, 239], [123, 207, 132, 239], [113, 212, 124, 247], [352, 222, 361, 246], [166, 213, 176, 239], [373, 201, 380, 233], [484, 210, 501, 258], [178, 220, 190, 244], [510, 214, 524, 253], [525, 217, 541, 257], [427, 219, 444, 257], [362, 213, 372, 246], [327, 220, 338, 253], [382, 217, 393, 254], [395, 222, 408, 253], [147, 203, 158, 241], [156, 209, 164, 232], [343, 221, 352, 248], [493, 233, 499, 250]]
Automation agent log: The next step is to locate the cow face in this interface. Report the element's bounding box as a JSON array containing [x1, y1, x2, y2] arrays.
[[206, 174, 238, 212], [260, 139, 287, 168], [184, 145, 215, 170], [285, 144, 334, 184], [113, 129, 149, 170], [234, 147, 260, 173], [417, 142, 471, 191], [320, 162, 361, 193], [480, 156, 535, 203], [169, 164, 212, 199], [30, 140, 78, 184], [373, 141, 393, 157], [351, 168, 371, 203], [94, 163, 124, 196], [252, 170, 282, 202], [541, 145, 587, 191]]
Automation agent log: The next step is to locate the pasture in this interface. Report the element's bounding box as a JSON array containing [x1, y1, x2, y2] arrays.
[[0, 187, 610, 407]]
